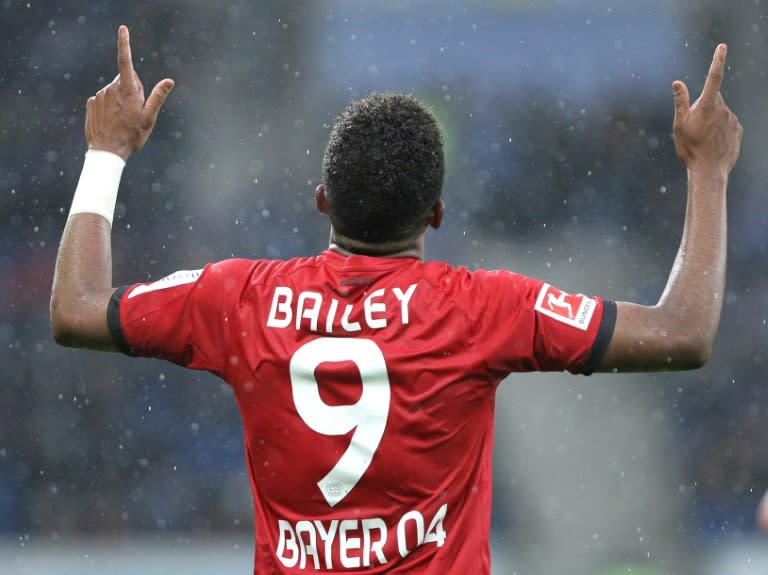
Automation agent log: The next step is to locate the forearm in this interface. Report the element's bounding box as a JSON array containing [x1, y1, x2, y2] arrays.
[[51, 213, 117, 349], [598, 168, 728, 371], [50, 152, 123, 349], [656, 167, 728, 348]]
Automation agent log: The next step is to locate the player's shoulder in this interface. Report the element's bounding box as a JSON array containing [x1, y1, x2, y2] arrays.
[[207, 255, 322, 280], [419, 259, 532, 294]]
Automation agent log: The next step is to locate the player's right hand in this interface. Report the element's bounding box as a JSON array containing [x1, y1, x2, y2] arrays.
[[672, 44, 742, 175], [85, 25, 175, 161]]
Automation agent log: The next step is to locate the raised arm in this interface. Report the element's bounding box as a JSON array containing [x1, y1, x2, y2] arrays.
[[597, 44, 742, 372], [50, 25, 174, 349]]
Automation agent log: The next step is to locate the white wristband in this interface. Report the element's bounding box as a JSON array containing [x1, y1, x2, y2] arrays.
[[69, 149, 126, 226]]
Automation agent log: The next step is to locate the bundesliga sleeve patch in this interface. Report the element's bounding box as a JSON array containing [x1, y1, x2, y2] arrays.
[[534, 283, 596, 331]]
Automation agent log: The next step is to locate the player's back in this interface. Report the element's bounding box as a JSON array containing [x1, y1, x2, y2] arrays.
[[225, 250, 499, 574], [113, 249, 608, 573]]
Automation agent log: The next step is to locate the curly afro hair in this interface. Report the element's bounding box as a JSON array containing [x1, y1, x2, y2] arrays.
[[322, 93, 444, 246]]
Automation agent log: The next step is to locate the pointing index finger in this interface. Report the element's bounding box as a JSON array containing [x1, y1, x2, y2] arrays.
[[117, 25, 135, 93], [701, 43, 727, 103]]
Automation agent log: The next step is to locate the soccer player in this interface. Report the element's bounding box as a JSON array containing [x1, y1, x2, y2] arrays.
[[51, 26, 741, 574]]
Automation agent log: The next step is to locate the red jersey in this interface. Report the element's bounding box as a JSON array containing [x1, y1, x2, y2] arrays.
[[108, 250, 615, 574]]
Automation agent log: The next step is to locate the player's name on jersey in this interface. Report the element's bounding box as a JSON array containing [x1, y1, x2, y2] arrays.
[[266, 284, 418, 333], [276, 504, 447, 570]]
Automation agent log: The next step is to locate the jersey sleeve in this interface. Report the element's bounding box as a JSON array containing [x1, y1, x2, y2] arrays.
[[465, 269, 616, 377], [107, 259, 254, 375]]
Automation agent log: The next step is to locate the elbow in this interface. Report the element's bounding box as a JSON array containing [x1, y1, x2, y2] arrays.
[[654, 305, 717, 370], [50, 295, 80, 347], [681, 344, 711, 370], [672, 334, 714, 370], [50, 286, 114, 349], [51, 323, 76, 348]]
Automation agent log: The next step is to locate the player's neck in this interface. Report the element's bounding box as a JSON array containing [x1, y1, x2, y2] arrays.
[[328, 231, 425, 260]]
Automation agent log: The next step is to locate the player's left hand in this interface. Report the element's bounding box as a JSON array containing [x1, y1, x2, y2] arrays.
[[85, 25, 175, 161], [671, 44, 742, 175]]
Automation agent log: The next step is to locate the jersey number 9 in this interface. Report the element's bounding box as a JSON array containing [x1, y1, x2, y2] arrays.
[[289, 337, 391, 507]]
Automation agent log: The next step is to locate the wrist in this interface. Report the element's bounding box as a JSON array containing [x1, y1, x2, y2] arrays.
[[87, 143, 131, 162], [687, 166, 729, 186], [69, 149, 126, 226], [686, 162, 729, 180]]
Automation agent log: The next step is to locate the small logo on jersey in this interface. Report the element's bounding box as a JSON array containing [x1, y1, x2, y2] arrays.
[[340, 277, 373, 287], [330, 277, 373, 298], [325, 483, 343, 498], [534, 283, 595, 331]]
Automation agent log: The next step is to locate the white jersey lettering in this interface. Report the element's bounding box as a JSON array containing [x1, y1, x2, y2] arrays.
[[296, 291, 322, 332], [266, 285, 418, 332], [393, 284, 418, 324], [314, 519, 339, 570], [276, 519, 300, 567], [276, 505, 445, 571], [362, 518, 388, 567], [363, 289, 387, 329], [339, 519, 361, 568], [267, 286, 293, 328], [296, 520, 320, 570], [127, 269, 202, 299]]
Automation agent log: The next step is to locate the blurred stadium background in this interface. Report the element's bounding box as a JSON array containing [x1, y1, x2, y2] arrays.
[[2, 0, 768, 573]]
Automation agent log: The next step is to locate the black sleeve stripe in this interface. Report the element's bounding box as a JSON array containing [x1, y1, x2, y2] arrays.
[[108, 286, 136, 356], [580, 300, 617, 375]]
